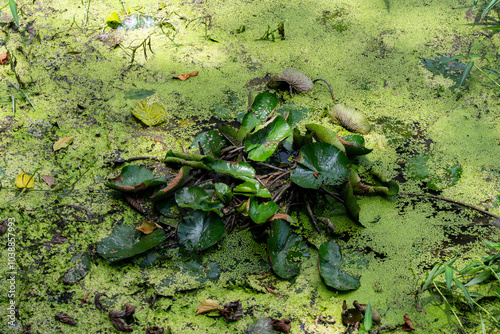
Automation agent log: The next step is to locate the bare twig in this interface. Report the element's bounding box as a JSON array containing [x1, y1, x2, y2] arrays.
[[313, 78, 336, 102], [319, 187, 344, 203], [267, 171, 291, 188], [272, 182, 292, 203], [304, 197, 321, 233], [255, 162, 289, 172], [373, 325, 397, 334]]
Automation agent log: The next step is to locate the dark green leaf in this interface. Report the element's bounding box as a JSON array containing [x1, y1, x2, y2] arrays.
[[483, 68, 500, 78], [156, 197, 177, 218], [245, 116, 292, 161], [178, 211, 225, 251], [267, 219, 309, 279], [233, 179, 271, 198], [63, 252, 91, 284], [250, 92, 279, 122], [123, 89, 155, 100], [292, 128, 313, 151], [219, 126, 249, 146], [190, 130, 227, 157], [291, 142, 350, 189], [457, 61, 473, 90], [465, 269, 492, 287], [453, 277, 473, 309], [276, 104, 310, 127], [214, 182, 232, 204], [305, 123, 345, 152], [318, 241, 361, 291], [341, 134, 373, 156], [210, 160, 255, 180], [242, 112, 261, 131], [97, 224, 166, 262], [445, 265, 453, 291], [175, 186, 224, 216], [151, 166, 191, 201], [105, 165, 166, 192], [343, 181, 361, 222], [249, 198, 279, 224], [364, 302, 373, 331], [421, 263, 443, 293], [164, 150, 214, 170]]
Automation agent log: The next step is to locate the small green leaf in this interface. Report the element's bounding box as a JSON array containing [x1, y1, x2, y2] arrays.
[[210, 161, 255, 180], [421, 263, 443, 293], [245, 116, 292, 161], [248, 198, 279, 224], [364, 302, 373, 331], [453, 277, 473, 309], [219, 126, 249, 146], [106, 12, 121, 29], [343, 181, 361, 222], [318, 241, 361, 291], [175, 186, 224, 216], [444, 265, 453, 291], [328, 104, 371, 134], [406, 154, 430, 179], [63, 252, 91, 284], [233, 179, 271, 198], [250, 92, 279, 122], [106, 165, 166, 192], [305, 123, 345, 152], [9, 0, 19, 26], [123, 89, 155, 100], [457, 61, 473, 90], [177, 211, 225, 251]]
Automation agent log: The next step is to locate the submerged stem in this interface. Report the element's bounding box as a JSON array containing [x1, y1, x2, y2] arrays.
[[313, 78, 336, 102]]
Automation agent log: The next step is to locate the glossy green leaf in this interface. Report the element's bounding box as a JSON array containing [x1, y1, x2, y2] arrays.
[[233, 179, 272, 198], [248, 198, 279, 224], [155, 197, 177, 218], [105, 165, 166, 192], [164, 150, 214, 170], [292, 128, 313, 151], [175, 186, 224, 216], [151, 166, 191, 201], [291, 142, 350, 189], [190, 130, 227, 157], [245, 116, 292, 161], [242, 112, 261, 131], [63, 252, 91, 284], [177, 211, 225, 251], [364, 302, 373, 331], [445, 265, 453, 291], [123, 89, 155, 100], [343, 181, 360, 222], [318, 241, 361, 291], [276, 104, 310, 127], [341, 134, 373, 156], [267, 219, 309, 279], [305, 123, 345, 152], [250, 92, 279, 122], [210, 160, 255, 180], [97, 224, 166, 262], [214, 182, 232, 204], [131, 99, 167, 126]]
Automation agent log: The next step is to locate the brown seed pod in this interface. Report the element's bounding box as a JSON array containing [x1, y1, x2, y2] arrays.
[[268, 68, 314, 94], [328, 104, 371, 134]]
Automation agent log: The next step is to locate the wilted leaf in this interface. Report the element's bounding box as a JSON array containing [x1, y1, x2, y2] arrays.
[[136, 221, 160, 234], [106, 165, 166, 193], [319, 241, 361, 291], [291, 142, 350, 189], [173, 71, 199, 81], [177, 211, 225, 251], [97, 224, 166, 262], [328, 104, 371, 134], [131, 99, 167, 126], [196, 300, 220, 315], [402, 314, 415, 331], [0, 52, 9, 65], [219, 300, 243, 322], [42, 175, 55, 187], [268, 68, 314, 93], [270, 318, 291, 333], [151, 166, 191, 201], [146, 326, 165, 334], [15, 173, 34, 189], [53, 136, 75, 151], [63, 252, 91, 284], [246, 318, 276, 333], [109, 309, 133, 332], [245, 116, 292, 161], [305, 123, 345, 152], [55, 313, 76, 326], [343, 180, 360, 222], [267, 219, 309, 279]]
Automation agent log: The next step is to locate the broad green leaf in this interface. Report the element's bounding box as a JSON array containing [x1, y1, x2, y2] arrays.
[[276, 104, 309, 127], [291, 142, 350, 189], [63, 252, 91, 284], [164, 150, 214, 170], [106, 165, 166, 192], [305, 123, 345, 152], [190, 130, 226, 157], [131, 99, 167, 126], [242, 112, 261, 131], [151, 166, 191, 201], [457, 61, 473, 90], [248, 198, 279, 224], [233, 179, 271, 198], [123, 89, 155, 100], [97, 224, 166, 262], [318, 241, 361, 291], [155, 197, 177, 218], [341, 134, 373, 156], [445, 265, 453, 291], [219, 125, 249, 146], [453, 277, 473, 309], [364, 302, 373, 331], [214, 182, 232, 204], [245, 116, 292, 161], [9, 0, 19, 26], [267, 219, 309, 279], [175, 186, 224, 216], [210, 160, 255, 180], [250, 92, 278, 122], [177, 211, 225, 251]]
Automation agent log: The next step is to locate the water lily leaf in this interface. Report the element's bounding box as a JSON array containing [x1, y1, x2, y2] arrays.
[[63, 252, 91, 284], [340, 134, 373, 156], [276, 104, 309, 127], [268, 68, 314, 93], [305, 123, 345, 152], [349, 169, 398, 196], [267, 219, 309, 279], [291, 142, 350, 189], [250, 92, 279, 122], [178, 211, 225, 251], [245, 116, 292, 161], [190, 130, 226, 157], [15, 173, 34, 188], [106, 165, 166, 193], [175, 186, 224, 216], [131, 99, 167, 126], [328, 104, 371, 134], [136, 221, 160, 235], [214, 183, 232, 204], [53, 136, 75, 151], [447, 164, 462, 186], [210, 161, 255, 180], [319, 241, 361, 291], [151, 166, 191, 201], [97, 224, 166, 262], [248, 198, 279, 224], [164, 150, 214, 170], [219, 125, 249, 146], [106, 12, 121, 29], [155, 197, 177, 218], [406, 153, 430, 179], [233, 179, 271, 198], [242, 112, 262, 131], [173, 71, 199, 81], [123, 89, 155, 100], [196, 300, 220, 315]]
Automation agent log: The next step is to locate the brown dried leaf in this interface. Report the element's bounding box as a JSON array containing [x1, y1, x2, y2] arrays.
[[42, 175, 55, 187], [402, 313, 415, 331], [53, 136, 75, 151], [125, 194, 145, 214], [0, 219, 7, 235], [55, 313, 76, 326], [173, 71, 199, 81], [265, 287, 278, 295], [146, 327, 164, 334], [151, 167, 191, 199], [269, 214, 289, 221], [328, 104, 371, 134], [271, 318, 291, 333], [124, 303, 136, 317], [219, 300, 243, 322], [109, 314, 133, 332], [95, 292, 107, 310], [196, 299, 220, 315], [0, 52, 9, 65]]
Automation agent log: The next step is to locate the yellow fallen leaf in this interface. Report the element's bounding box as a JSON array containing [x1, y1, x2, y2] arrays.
[[173, 71, 199, 81], [53, 136, 75, 151], [196, 300, 220, 315], [135, 221, 161, 235], [15, 173, 34, 189]]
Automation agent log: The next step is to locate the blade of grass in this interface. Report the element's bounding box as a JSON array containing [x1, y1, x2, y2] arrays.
[[458, 61, 474, 90], [479, 312, 486, 334], [453, 277, 473, 310], [481, 0, 500, 20], [465, 269, 492, 287], [364, 302, 373, 331], [433, 281, 464, 329], [421, 263, 443, 294], [483, 68, 500, 78], [445, 265, 454, 291], [8, 0, 19, 26]]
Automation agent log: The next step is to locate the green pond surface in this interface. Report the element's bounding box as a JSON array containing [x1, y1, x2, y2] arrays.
[[1, 0, 500, 333]]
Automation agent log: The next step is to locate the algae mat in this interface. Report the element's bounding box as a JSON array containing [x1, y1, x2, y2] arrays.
[[1, 0, 500, 333]]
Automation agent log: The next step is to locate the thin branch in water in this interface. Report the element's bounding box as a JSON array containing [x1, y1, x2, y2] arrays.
[[313, 78, 336, 102], [272, 182, 292, 203], [255, 162, 289, 172], [319, 187, 344, 203], [110, 156, 163, 165], [373, 325, 397, 334], [304, 197, 321, 233], [267, 171, 291, 188]]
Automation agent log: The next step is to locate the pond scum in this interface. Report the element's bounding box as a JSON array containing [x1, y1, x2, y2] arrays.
[[1, 0, 500, 333]]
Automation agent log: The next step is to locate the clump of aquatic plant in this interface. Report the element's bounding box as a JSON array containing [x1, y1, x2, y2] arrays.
[[101, 85, 398, 291]]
